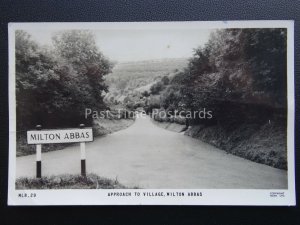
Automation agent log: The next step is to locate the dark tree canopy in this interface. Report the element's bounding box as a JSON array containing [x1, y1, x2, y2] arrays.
[[157, 29, 287, 124], [16, 30, 113, 130]]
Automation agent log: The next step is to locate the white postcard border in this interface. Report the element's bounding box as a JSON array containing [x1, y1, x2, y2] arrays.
[[8, 20, 295, 206]]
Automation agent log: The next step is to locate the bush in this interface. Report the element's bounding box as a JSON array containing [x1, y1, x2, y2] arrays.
[[174, 116, 186, 125], [161, 75, 170, 85], [142, 90, 150, 97], [147, 95, 161, 113], [150, 81, 164, 95]]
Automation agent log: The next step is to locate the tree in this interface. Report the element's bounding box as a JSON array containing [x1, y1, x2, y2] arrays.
[[156, 28, 287, 125], [52, 30, 113, 111], [150, 81, 164, 95], [15, 30, 113, 130], [244, 28, 287, 107], [160, 85, 182, 112], [16, 31, 64, 128], [161, 75, 170, 85], [142, 90, 150, 97]]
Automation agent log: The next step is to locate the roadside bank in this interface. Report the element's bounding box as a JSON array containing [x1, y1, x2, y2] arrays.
[[152, 118, 287, 170]]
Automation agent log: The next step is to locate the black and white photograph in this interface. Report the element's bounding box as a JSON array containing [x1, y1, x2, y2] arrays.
[[8, 21, 295, 205]]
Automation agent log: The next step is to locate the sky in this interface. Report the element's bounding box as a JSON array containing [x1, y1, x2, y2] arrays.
[[27, 28, 213, 62]]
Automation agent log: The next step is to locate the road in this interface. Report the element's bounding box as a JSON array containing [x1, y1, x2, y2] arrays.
[[16, 115, 287, 189]]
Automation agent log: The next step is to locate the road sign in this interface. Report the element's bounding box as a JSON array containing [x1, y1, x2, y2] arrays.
[[27, 125, 92, 178], [27, 128, 93, 144]]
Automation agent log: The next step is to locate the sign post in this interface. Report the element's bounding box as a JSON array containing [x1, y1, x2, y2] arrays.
[[27, 126, 93, 178], [36, 125, 42, 178], [79, 124, 86, 177]]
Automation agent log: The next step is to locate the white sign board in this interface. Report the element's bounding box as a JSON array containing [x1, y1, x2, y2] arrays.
[[27, 128, 93, 144]]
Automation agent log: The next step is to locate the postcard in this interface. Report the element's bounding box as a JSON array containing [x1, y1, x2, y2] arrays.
[[8, 21, 295, 205]]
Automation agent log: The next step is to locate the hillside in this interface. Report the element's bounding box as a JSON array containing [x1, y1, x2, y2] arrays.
[[104, 58, 188, 106]]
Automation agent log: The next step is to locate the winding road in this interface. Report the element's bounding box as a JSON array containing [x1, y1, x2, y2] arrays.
[[16, 115, 287, 189]]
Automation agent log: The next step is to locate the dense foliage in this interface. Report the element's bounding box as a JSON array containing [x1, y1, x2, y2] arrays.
[[150, 29, 287, 125], [16, 30, 112, 130]]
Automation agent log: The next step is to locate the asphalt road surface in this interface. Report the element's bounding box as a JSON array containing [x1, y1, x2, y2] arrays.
[[16, 115, 287, 189]]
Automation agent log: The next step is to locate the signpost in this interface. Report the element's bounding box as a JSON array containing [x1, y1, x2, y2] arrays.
[[27, 125, 93, 178], [35, 125, 42, 178], [79, 124, 86, 177]]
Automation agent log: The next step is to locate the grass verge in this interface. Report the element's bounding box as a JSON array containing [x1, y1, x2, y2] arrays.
[[16, 174, 129, 189]]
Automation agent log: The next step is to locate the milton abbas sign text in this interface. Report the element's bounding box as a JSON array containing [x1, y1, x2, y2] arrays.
[[27, 128, 93, 144]]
